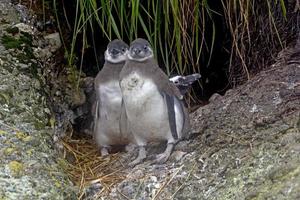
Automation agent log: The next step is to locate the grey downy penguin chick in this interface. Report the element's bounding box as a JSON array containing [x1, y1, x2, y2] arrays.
[[119, 38, 190, 166], [94, 39, 131, 156], [84, 72, 195, 136], [169, 73, 201, 95]]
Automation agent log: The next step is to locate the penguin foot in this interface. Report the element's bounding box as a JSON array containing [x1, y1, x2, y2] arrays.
[[125, 143, 136, 152], [154, 143, 174, 164], [128, 158, 143, 167], [100, 147, 109, 156], [129, 146, 146, 167], [154, 153, 169, 164]]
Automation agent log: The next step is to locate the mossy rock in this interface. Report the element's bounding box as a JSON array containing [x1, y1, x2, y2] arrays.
[[1, 33, 34, 64], [5, 26, 19, 35], [1, 35, 23, 49]]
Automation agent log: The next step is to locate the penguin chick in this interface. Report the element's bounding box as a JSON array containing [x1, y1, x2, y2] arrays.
[[94, 39, 131, 156], [119, 38, 190, 166], [169, 73, 201, 95], [86, 73, 198, 135]]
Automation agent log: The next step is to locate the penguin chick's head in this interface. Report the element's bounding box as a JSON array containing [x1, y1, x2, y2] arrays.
[[128, 38, 154, 62], [105, 39, 129, 63]]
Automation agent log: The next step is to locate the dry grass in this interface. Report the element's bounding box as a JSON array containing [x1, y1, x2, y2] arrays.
[[60, 135, 192, 199], [221, 0, 299, 85], [61, 135, 127, 199]]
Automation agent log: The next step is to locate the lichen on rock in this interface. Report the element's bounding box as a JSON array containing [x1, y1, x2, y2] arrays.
[[8, 161, 24, 177], [0, 0, 76, 199]]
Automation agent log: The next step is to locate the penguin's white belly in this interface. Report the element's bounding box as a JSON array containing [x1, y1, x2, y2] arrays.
[[121, 73, 175, 143], [95, 81, 124, 145]]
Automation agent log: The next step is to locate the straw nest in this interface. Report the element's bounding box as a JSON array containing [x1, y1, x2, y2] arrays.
[[61, 134, 127, 199]]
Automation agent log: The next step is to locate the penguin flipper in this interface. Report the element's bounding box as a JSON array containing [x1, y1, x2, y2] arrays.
[[164, 93, 179, 140], [183, 73, 201, 85], [119, 99, 129, 138], [93, 100, 99, 134], [175, 97, 190, 138]]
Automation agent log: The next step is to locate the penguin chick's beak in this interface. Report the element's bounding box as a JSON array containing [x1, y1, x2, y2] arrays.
[[132, 47, 141, 55], [110, 48, 121, 57]]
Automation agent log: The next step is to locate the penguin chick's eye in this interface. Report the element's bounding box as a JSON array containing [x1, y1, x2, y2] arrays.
[[144, 45, 148, 50]]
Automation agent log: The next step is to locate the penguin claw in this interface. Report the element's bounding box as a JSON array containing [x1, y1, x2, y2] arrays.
[[154, 153, 169, 164], [128, 145, 146, 167], [128, 158, 144, 167], [153, 143, 174, 164]]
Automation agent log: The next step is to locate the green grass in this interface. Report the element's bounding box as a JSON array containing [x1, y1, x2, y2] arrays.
[[51, 0, 291, 91], [55, 0, 218, 78]]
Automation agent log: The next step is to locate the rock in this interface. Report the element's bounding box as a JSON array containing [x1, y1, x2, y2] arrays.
[[0, 1, 76, 199], [15, 4, 30, 23], [71, 77, 96, 135], [14, 23, 33, 34], [8, 160, 24, 177], [44, 32, 62, 52], [33, 47, 52, 60], [71, 89, 86, 107], [18, 63, 28, 69]]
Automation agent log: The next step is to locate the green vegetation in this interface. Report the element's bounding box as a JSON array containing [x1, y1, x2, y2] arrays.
[[1, 32, 34, 63], [53, 0, 295, 86], [54, 0, 215, 76], [1, 35, 23, 49]]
